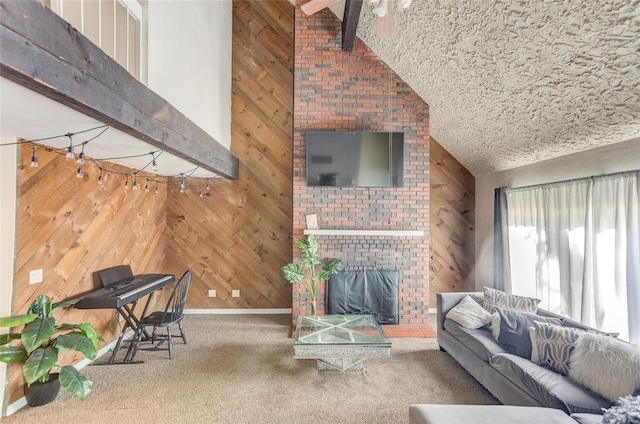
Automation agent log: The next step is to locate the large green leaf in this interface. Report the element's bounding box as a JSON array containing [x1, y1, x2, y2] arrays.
[[281, 263, 305, 284], [23, 346, 57, 385], [56, 333, 98, 361], [27, 296, 52, 319], [52, 298, 80, 311], [319, 258, 345, 281], [298, 235, 320, 268], [22, 317, 55, 354], [59, 365, 92, 400], [0, 345, 28, 364], [78, 323, 100, 349], [0, 333, 21, 346], [0, 314, 38, 328]]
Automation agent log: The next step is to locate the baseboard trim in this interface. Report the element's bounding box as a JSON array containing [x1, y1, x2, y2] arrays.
[[184, 308, 292, 315], [5, 332, 132, 417]]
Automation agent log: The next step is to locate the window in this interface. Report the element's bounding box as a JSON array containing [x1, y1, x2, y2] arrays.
[[45, 0, 143, 80], [503, 171, 639, 343]]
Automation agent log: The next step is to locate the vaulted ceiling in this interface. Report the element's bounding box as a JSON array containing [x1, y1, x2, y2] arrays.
[[328, 0, 640, 176]]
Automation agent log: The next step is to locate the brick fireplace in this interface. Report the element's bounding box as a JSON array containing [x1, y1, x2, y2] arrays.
[[292, 5, 430, 325]]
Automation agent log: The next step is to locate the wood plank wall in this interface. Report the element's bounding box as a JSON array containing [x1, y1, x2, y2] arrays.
[[9, 146, 166, 403], [164, 0, 294, 309], [429, 137, 476, 306]]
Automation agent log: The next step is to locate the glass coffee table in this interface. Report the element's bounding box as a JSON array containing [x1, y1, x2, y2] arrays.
[[294, 314, 392, 371]]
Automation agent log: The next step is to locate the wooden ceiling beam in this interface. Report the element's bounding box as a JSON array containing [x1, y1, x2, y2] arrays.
[[341, 0, 364, 52], [0, 0, 239, 179], [300, 0, 336, 16]]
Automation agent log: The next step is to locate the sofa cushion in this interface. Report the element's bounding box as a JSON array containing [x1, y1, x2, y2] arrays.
[[494, 307, 562, 359], [569, 331, 640, 402], [446, 295, 494, 329], [483, 286, 540, 313], [443, 318, 506, 362], [409, 404, 578, 424], [534, 322, 583, 376], [489, 352, 613, 414], [570, 413, 606, 424]]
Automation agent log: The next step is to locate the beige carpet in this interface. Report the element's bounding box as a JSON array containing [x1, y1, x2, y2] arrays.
[[4, 315, 498, 423]]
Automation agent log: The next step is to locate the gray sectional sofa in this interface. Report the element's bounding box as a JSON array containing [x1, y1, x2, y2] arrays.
[[436, 291, 612, 416]]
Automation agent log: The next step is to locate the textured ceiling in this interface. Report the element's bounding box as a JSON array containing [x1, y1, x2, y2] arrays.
[[327, 0, 640, 176]]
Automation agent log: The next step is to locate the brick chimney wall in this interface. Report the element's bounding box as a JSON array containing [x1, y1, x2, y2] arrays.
[[292, 5, 430, 325]]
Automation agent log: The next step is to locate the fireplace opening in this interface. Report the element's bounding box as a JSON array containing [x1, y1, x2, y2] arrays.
[[326, 270, 400, 324]]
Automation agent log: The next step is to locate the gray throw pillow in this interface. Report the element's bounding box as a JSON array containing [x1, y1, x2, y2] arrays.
[[494, 307, 563, 359]]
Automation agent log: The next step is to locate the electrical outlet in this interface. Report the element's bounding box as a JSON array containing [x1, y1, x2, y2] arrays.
[[232, 290, 240, 298], [208, 289, 217, 297], [29, 269, 43, 285]]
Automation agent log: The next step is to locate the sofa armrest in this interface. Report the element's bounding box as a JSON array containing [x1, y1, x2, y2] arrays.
[[437, 292, 483, 332]]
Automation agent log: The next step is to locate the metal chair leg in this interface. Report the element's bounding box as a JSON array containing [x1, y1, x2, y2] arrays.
[[167, 327, 173, 359], [129, 327, 144, 362], [178, 322, 187, 344]]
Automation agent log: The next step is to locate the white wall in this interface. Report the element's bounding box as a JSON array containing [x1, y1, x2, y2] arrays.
[[146, 0, 232, 150], [475, 138, 640, 290], [0, 139, 17, 417]]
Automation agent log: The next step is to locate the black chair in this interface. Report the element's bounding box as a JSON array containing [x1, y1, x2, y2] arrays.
[[98, 265, 133, 287], [129, 270, 192, 360]]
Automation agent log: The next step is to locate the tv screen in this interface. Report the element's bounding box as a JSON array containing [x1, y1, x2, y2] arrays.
[[306, 131, 404, 187]]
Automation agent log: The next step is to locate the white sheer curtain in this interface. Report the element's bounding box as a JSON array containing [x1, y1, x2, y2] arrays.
[[591, 173, 640, 342], [505, 171, 639, 343]]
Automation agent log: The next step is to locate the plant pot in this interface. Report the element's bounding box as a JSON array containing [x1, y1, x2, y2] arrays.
[[24, 374, 60, 407]]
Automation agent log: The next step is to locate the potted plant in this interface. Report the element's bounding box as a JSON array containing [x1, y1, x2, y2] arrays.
[[0, 295, 102, 406], [281, 234, 344, 315]]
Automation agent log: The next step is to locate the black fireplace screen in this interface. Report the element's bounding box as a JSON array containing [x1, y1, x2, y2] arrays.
[[326, 270, 399, 324]]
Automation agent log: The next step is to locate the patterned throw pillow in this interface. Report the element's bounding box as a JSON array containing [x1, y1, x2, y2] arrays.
[[534, 321, 583, 376], [482, 286, 540, 313], [494, 308, 562, 359]]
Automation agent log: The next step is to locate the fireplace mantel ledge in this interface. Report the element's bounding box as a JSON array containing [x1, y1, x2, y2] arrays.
[[303, 229, 424, 237]]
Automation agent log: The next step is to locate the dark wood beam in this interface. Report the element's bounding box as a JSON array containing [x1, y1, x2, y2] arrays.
[[341, 0, 364, 52], [0, 0, 239, 180]]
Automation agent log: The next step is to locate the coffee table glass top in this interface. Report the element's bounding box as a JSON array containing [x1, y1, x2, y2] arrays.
[[294, 314, 391, 346]]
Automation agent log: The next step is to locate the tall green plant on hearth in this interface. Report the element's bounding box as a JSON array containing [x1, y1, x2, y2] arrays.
[[281, 234, 344, 315], [0, 295, 103, 404]]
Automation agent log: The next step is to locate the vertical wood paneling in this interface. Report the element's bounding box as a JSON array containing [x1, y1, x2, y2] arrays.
[[429, 137, 476, 306], [164, 0, 294, 310], [9, 146, 166, 403]]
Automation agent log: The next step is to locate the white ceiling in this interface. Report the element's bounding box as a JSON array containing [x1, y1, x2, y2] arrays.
[[0, 78, 219, 179], [4, 2, 639, 179], [329, 0, 640, 176]]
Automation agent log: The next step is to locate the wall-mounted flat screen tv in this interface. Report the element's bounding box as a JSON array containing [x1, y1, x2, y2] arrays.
[[306, 131, 404, 187]]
